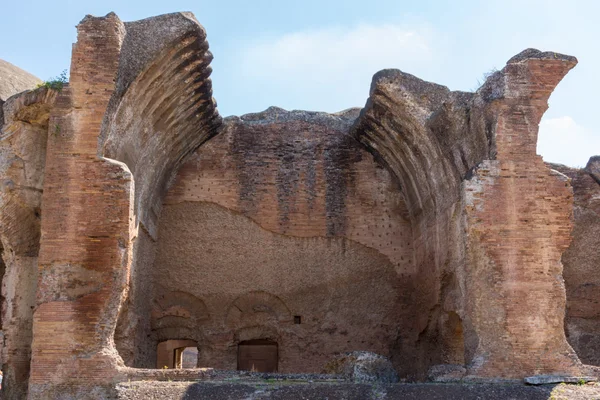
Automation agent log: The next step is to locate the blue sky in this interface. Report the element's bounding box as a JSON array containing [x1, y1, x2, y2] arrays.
[[1, 0, 598, 167]]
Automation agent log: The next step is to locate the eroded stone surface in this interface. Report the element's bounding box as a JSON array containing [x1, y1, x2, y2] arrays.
[[462, 51, 581, 378], [427, 364, 467, 383], [585, 156, 600, 183], [0, 87, 56, 399], [352, 49, 583, 379], [323, 351, 399, 383], [0, 9, 596, 400], [115, 379, 600, 400], [123, 108, 420, 375], [524, 375, 597, 385], [552, 159, 600, 367], [28, 14, 132, 399], [0, 59, 42, 102]]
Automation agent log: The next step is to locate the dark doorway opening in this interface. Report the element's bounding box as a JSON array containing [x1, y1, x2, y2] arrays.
[[237, 339, 278, 372], [156, 339, 198, 369]]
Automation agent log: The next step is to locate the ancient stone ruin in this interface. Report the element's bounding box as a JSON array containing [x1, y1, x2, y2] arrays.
[[0, 11, 598, 400]]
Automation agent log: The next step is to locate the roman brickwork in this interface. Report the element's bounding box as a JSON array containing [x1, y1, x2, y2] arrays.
[[0, 10, 598, 400], [463, 53, 582, 378], [0, 88, 56, 399], [553, 158, 600, 367], [99, 12, 221, 370], [146, 109, 417, 375], [28, 14, 132, 399]]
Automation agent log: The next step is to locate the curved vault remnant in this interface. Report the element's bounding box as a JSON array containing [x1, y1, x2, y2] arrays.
[[151, 290, 210, 341], [352, 49, 582, 378], [98, 12, 221, 369], [351, 72, 490, 376], [0, 59, 42, 102], [0, 8, 592, 400], [106, 12, 222, 367], [226, 291, 292, 328], [27, 12, 220, 399], [100, 11, 222, 237]]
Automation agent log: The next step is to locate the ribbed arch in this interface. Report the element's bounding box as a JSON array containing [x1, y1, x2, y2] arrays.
[[97, 13, 222, 368], [100, 13, 222, 237]]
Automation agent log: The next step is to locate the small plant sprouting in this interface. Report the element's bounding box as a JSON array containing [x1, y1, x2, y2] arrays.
[[53, 124, 61, 137], [472, 67, 499, 92], [37, 70, 68, 91]]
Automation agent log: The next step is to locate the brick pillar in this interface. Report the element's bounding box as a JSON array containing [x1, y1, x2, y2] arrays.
[[464, 52, 582, 378], [28, 14, 132, 399]]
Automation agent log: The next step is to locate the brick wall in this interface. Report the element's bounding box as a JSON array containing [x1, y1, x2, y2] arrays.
[[463, 55, 582, 378], [147, 110, 420, 375], [0, 88, 55, 399], [28, 14, 133, 399]]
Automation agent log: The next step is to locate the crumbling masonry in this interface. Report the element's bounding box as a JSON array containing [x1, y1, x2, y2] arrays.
[[0, 11, 598, 400]]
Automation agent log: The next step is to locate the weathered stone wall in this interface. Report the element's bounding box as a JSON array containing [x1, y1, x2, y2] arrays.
[[100, 12, 222, 237], [351, 49, 584, 379], [114, 228, 156, 367], [463, 51, 582, 378], [28, 14, 133, 399], [0, 88, 55, 399], [148, 109, 421, 375], [0, 59, 41, 102], [351, 68, 489, 378], [553, 157, 600, 367], [13, 10, 223, 399], [100, 13, 221, 370], [0, 8, 593, 399]]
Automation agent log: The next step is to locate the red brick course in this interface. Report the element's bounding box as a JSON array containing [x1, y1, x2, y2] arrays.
[[29, 14, 132, 397], [464, 58, 582, 377]]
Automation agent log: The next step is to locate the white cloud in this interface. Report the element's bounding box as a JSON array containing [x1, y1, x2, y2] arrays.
[[235, 23, 436, 112], [538, 116, 600, 168]]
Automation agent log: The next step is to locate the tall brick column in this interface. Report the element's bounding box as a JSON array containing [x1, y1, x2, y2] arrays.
[[28, 14, 133, 399], [464, 51, 582, 378]]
